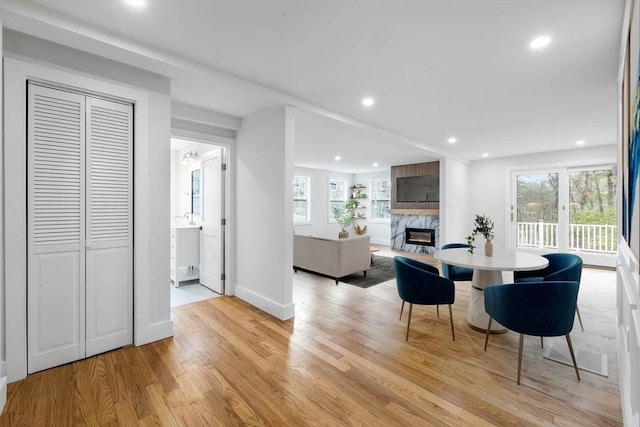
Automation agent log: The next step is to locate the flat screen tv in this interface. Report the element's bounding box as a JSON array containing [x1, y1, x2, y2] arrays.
[[396, 175, 439, 202]]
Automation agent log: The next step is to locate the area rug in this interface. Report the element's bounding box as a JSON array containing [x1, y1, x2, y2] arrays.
[[543, 342, 608, 377], [340, 255, 396, 288]]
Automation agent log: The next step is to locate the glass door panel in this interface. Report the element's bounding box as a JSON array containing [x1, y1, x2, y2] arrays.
[[569, 168, 617, 253], [516, 173, 559, 249]]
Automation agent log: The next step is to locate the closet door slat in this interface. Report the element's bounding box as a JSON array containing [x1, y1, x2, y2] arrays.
[[87, 101, 132, 244]]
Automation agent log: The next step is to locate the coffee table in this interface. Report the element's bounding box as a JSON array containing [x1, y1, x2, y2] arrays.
[[370, 247, 380, 263]]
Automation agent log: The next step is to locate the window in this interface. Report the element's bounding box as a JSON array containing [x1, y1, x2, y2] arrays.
[[328, 179, 347, 222], [370, 179, 391, 220], [191, 169, 201, 215], [293, 176, 310, 223]]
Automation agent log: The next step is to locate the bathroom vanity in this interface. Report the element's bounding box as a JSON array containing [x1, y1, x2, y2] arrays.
[[170, 225, 201, 286]]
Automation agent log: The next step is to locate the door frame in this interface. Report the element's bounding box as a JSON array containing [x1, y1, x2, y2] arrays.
[[4, 57, 162, 382], [170, 130, 232, 296], [506, 158, 618, 267]]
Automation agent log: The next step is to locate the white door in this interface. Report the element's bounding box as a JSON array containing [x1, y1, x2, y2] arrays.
[[28, 85, 86, 372], [85, 97, 133, 357], [199, 149, 225, 294], [27, 84, 133, 373], [509, 166, 617, 267]]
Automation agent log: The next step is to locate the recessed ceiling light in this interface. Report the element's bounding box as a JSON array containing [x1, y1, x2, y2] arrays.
[[576, 140, 585, 145], [362, 97, 375, 107], [447, 137, 457, 144], [334, 155, 341, 161], [373, 162, 379, 167], [482, 153, 489, 158], [530, 36, 551, 50], [124, 0, 146, 8]]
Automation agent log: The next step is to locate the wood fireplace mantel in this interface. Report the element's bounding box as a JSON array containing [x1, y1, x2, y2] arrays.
[[390, 209, 439, 216]]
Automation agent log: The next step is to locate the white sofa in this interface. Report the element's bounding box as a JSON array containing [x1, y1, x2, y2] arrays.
[[293, 234, 371, 284]]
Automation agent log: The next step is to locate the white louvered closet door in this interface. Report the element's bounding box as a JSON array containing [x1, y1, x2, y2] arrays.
[[28, 84, 86, 373], [27, 84, 132, 373], [85, 97, 133, 357]]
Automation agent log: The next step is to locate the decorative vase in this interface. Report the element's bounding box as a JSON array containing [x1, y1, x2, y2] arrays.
[[484, 240, 493, 257], [338, 229, 349, 239]]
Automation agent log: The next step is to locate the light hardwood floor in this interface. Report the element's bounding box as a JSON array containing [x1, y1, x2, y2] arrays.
[[1, 248, 622, 426]]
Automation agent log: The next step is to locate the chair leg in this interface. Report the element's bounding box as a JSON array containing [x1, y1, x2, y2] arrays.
[[405, 303, 413, 342], [540, 337, 544, 348], [576, 306, 584, 332], [565, 334, 581, 381], [484, 317, 493, 351], [448, 304, 455, 341], [517, 333, 524, 385], [436, 305, 440, 318], [399, 301, 405, 320]]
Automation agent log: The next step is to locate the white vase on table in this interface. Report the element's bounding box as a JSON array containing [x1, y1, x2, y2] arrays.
[[484, 240, 493, 257]]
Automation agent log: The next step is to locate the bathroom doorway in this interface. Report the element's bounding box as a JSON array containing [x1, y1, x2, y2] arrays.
[[170, 137, 226, 306]]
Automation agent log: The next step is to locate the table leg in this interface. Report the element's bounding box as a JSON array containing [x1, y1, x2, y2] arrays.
[[467, 269, 506, 333]]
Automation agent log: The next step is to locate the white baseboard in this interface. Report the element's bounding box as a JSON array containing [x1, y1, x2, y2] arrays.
[[235, 286, 295, 320], [369, 238, 390, 246], [617, 325, 637, 427], [136, 320, 174, 346]]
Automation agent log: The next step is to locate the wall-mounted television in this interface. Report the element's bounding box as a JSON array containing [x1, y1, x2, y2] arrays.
[[396, 175, 439, 202]]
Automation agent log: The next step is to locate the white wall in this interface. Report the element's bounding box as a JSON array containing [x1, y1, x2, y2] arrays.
[[354, 170, 392, 245], [235, 106, 294, 320], [294, 166, 353, 239], [144, 91, 172, 332], [3, 34, 173, 381], [468, 145, 616, 251], [0, 17, 6, 413], [440, 157, 469, 246], [174, 153, 201, 223], [617, 1, 639, 425], [292, 167, 391, 245]]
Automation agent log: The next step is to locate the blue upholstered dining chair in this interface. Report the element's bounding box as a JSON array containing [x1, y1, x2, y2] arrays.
[[484, 281, 581, 385], [514, 253, 584, 332], [393, 256, 456, 341], [440, 243, 473, 282]]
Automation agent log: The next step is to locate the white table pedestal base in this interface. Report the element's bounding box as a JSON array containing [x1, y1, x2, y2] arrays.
[[467, 269, 506, 333]]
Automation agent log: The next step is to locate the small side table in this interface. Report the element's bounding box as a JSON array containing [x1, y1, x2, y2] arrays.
[[370, 247, 380, 263]]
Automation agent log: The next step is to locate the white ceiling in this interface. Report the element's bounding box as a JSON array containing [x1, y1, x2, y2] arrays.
[[0, 0, 626, 173]]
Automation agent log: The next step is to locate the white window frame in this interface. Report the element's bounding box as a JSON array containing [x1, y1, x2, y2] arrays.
[[293, 175, 310, 224], [505, 158, 617, 267], [328, 178, 347, 223], [369, 178, 391, 222]]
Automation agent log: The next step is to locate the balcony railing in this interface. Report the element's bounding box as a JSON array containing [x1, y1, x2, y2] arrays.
[[517, 221, 617, 253]]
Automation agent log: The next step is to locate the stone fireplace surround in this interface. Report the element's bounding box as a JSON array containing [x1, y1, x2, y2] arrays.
[[391, 213, 439, 254]]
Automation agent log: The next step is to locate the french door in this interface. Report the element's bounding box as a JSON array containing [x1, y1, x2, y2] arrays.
[[27, 83, 133, 373], [509, 165, 617, 266]]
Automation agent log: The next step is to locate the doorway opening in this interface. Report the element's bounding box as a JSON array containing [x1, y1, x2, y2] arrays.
[[170, 137, 226, 307]]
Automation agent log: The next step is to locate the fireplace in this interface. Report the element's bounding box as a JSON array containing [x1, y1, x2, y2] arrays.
[[405, 227, 436, 246]]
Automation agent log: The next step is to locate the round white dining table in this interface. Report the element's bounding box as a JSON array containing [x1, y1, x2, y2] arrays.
[[434, 247, 549, 332]]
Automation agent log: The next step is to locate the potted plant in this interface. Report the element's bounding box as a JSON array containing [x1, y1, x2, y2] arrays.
[[331, 199, 358, 238], [466, 214, 495, 256]]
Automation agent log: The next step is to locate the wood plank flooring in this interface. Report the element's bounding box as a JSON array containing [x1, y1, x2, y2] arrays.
[[0, 250, 622, 426]]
